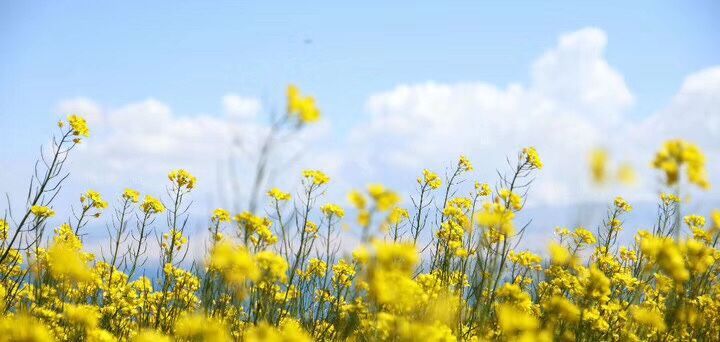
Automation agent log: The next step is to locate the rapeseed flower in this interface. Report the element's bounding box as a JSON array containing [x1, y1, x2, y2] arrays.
[[5, 101, 720, 342], [267, 188, 292, 201], [652, 139, 710, 189], [30, 205, 55, 219], [419, 169, 442, 189], [122, 188, 140, 203], [168, 169, 197, 190], [140, 195, 165, 214], [68, 114, 90, 137]]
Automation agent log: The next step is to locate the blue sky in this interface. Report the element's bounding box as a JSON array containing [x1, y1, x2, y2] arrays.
[[1, 1, 719, 252], [2, 1, 719, 152]]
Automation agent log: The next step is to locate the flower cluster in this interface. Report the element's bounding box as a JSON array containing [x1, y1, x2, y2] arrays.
[[168, 169, 197, 190], [287, 84, 321, 124], [302, 169, 330, 186], [652, 139, 710, 189], [3, 102, 720, 342]]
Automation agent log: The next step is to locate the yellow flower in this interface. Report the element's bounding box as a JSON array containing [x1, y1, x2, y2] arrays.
[[475, 182, 492, 196], [347, 190, 367, 210], [140, 195, 165, 214], [209, 241, 258, 287], [122, 188, 140, 203], [68, 114, 90, 137], [302, 169, 330, 186], [244, 321, 312, 342], [711, 209, 720, 231], [640, 236, 689, 282], [211, 208, 232, 223], [30, 205, 55, 219], [321, 203, 345, 218], [0, 219, 8, 240], [499, 189, 523, 211], [303, 258, 328, 279], [496, 304, 541, 339], [304, 221, 318, 234], [631, 306, 666, 332], [454, 247, 468, 258], [387, 207, 410, 225], [352, 245, 370, 264], [509, 250, 542, 270], [287, 84, 302, 113], [584, 267, 611, 302], [267, 188, 292, 201], [174, 314, 231, 342], [373, 241, 419, 274], [47, 240, 93, 282], [297, 96, 321, 123], [684, 214, 706, 229], [418, 169, 442, 189], [0, 314, 53, 342], [81, 190, 108, 210], [660, 193, 680, 206], [357, 209, 370, 227], [617, 163, 637, 185], [132, 330, 170, 342], [168, 169, 197, 190], [256, 251, 289, 283], [458, 155, 473, 172], [543, 296, 580, 322], [367, 184, 401, 212], [63, 304, 100, 329], [589, 148, 608, 184], [652, 139, 710, 189], [332, 259, 355, 287], [549, 242, 573, 266], [522, 146, 543, 169], [573, 227, 597, 245], [476, 202, 515, 237], [497, 283, 533, 311], [287, 84, 321, 124], [162, 229, 188, 251], [235, 211, 273, 240], [614, 196, 632, 212]]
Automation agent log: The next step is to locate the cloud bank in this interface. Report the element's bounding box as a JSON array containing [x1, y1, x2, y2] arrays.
[[54, 27, 719, 216]]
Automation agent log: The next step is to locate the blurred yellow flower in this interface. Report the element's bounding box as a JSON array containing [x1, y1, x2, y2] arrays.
[[30, 205, 55, 219], [122, 188, 140, 203], [68, 114, 90, 137], [267, 188, 292, 201], [652, 139, 710, 189], [168, 169, 197, 190]]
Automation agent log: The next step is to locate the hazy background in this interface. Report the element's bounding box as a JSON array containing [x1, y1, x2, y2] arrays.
[[1, 1, 719, 256]]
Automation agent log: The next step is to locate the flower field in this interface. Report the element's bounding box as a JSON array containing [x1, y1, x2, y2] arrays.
[[0, 87, 718, 341]]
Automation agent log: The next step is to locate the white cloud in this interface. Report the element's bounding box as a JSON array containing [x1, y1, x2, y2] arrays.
[[26, 27, 719, 256], [632, 67, 720, 197], [531, 27, 634, 123], [51, 27, 720, 224], [55, 97, 103, 125], [222, 94, 261, 119], [344, 27, 719, 208], [640, 67, 720, 142], [54, 94, 333, 221]]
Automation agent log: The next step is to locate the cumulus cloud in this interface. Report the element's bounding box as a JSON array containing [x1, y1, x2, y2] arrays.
[[343, 27, 719, 209], [55, 97, 103, 125], [531, 27, 634, 123], [56, 98, 296, 217], [51, 27, 720, 211], [222, 94, 261, 119], [51, 27, 720, 227], [632, 67, 720, 196], [39, 27, 719, 255]]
